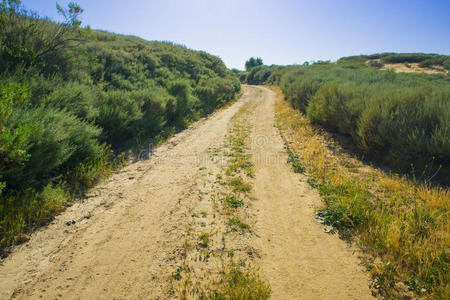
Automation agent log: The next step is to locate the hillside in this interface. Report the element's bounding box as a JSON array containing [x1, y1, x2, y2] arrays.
[[339, 52, 450, 75], [0, 3, 240, 253]]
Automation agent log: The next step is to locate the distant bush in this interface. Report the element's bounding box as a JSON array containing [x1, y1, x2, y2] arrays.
[[368, 60, 384, 68], [338, 53, 449, 70], [245, 57, 263, 71]]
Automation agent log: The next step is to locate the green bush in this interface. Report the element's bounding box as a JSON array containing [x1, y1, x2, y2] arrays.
[[0, 1, 241, 253], [274, 62, 450, 172]]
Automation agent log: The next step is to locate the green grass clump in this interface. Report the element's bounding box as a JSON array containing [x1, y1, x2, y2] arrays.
[[0, 183, 69, 255], [221, 195, 244, 209], [200, 262, 271, 300], [287, 150, 306, 173], [228, 178, 252, 193], [199, 232, 210, 247], [228, 216, 249, 230]]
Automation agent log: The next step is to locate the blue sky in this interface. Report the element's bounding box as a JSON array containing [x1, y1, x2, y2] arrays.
[[21, 0, 450, 69]]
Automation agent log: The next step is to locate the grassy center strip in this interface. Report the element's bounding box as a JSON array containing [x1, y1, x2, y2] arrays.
[[172, 100, 270, 299]]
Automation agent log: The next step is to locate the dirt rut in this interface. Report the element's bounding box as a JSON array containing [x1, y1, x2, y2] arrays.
[[250, 86, 374, 299], [0, 86, 374, 299]]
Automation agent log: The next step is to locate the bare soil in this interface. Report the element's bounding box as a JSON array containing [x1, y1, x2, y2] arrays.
[[0, 86, 374, 299]]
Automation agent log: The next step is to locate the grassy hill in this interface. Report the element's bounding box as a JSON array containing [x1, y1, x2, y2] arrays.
[[339, 53, 450, 75], [0, 2, 240, 253]]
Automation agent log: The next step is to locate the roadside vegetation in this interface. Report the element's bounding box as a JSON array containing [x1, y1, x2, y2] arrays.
[[0, 1, 240, 255], [243, 53, 449, 298], [241, 56, 449, 182], [274, 87, 449, 299]]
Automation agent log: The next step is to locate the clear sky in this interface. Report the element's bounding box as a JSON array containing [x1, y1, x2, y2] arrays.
[[21, 0, 450, 69]]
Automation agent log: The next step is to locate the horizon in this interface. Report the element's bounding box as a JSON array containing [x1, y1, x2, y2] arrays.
[[21, 0, 450, 69]]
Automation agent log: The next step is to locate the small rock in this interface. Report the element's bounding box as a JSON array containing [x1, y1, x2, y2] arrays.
[[66, 220, 76, 226]]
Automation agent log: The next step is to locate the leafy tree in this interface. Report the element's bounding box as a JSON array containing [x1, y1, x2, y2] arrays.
[[245, 57, 263, 71]]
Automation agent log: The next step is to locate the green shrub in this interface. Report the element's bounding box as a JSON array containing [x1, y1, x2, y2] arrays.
[[0, 1, 241, 253], [368, 60, 384, 68], [274, 62, 449, 172], [0, 183, 69, 252]]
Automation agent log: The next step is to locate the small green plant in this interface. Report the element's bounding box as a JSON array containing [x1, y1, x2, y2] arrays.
[[307, 178, 318, 188], [199, 232, 210, 247], [287, 151, 305, 173], [216, 173, 223, 179], [221, 195, 244, 208], [172, 266, 185, 281], [228, 216, 249, 230], [227, 249, 235, 258], [228, 177, 252, 193], [199, 261, 271, 299], [200, 250, 211, 260]]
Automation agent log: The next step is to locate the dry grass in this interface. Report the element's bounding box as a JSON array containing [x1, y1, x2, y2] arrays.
[[369, 60, 448, 75], [273, 86, 449, 299]]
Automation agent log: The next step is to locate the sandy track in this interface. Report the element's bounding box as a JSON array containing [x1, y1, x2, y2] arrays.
[[0, 86, 374, 299], [250, 86, 374, 299]]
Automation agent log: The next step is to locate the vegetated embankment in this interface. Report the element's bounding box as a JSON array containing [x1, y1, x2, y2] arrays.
[[0, 2, 240, 255], [243, 58, 450, 183], [273, 85, 449, 299]]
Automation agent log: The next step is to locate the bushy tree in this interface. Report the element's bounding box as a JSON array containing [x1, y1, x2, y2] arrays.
[[245, 57, 263, 71]]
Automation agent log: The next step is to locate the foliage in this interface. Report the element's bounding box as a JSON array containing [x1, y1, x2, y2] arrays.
[[0, 0, 83, 75], [338, 53, 450, 71], [276, 98, 450, 298], [0, 1, 240, 252], [244, 57, 263, 71], [200, 262, 271, 300], [245, 61, 450, 174]]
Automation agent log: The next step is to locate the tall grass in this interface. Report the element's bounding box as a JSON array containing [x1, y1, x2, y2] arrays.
[[275, 94, 449, 299], [244, 61, 450, 176]]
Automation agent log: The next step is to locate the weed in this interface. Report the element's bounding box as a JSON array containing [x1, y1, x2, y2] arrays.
[[221, 195, 244, 209], [199, 232, 210, 247], [200, 250, 211, 260], [228, 216, 249, 230], [307, 178, 318, 188], [228, 177, 252, 193], [227, 249, 235, 258], [199, 261, 271, 299], [287, 150, 306, 173]]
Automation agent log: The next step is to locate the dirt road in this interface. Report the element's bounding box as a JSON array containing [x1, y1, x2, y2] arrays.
[[0, 86, 374, 299]]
